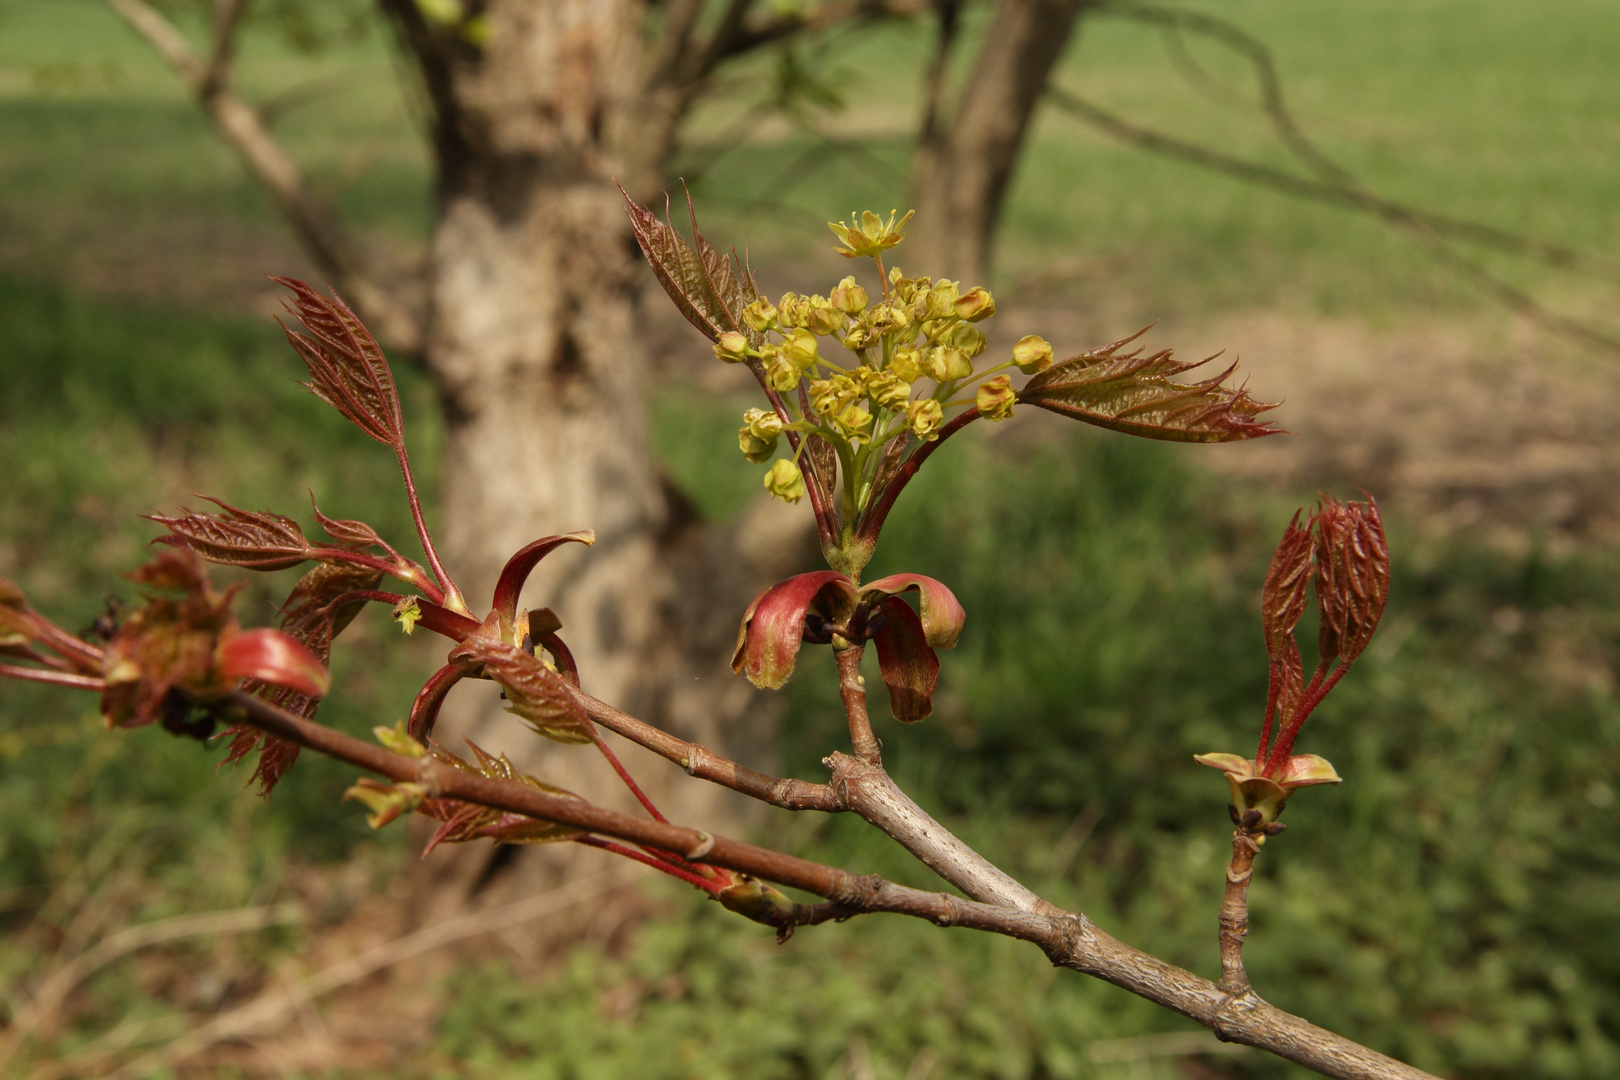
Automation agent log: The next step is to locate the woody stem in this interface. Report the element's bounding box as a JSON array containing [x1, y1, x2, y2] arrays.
[[1219, 830, 1262, 995], [836, 644, 881, 765]]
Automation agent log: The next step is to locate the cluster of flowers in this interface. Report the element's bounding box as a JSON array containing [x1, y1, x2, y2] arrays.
[[714, 211, 1055, 504]]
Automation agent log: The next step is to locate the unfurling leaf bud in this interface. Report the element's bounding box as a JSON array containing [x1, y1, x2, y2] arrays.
[[908, 398, 945, 440], [714, 330, 749, 362], [953, 286, 996, 322], [831, 276, 868, 315], [343, 778, 427, 829], [763, 458, 807, 503], [922, 347, 973, 383], [373, 720, 426, 758], [890, 346, 923, 383], [1012, 334, 1054, 374], [743, 298, 779, 332], [781, 328, 820, 370], [718, 875, 797, 926], [976, 375, 1016, 421], [867, 370, 912, 410], [393, 596, 422, 635]]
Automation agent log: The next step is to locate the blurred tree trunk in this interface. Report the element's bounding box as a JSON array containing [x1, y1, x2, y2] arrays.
[[377, 1, 813, 928], [908, 0, 1093, 279]]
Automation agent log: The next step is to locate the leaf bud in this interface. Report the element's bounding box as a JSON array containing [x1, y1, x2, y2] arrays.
[[889, 346, 923, 383], [713, 330, 749, 362], [1012, 334, 1054, 374], [393, 596, 422, 635], [743, 298, 778, 332], [922, 346, 973, 383], [867, 370, 912, 410], [954, 286, 996, 322], [373, 720, 426, 758], [763, 458, 807, 503], [975, 375, 1016, 421], [343, 778, 427, 829], [830, 276, 868, 315], [907, 398, 945, 440]]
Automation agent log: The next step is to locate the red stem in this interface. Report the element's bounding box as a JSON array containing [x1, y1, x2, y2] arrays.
[[1264, 660, 1350, 775], [1255, 666, 1282, 766], [308, 547, 448, 607], [575, 836, 726, 893], [584, 719, 668, 824], [0, 664, 105, 691], [855, 408, 979, 547], [394, 443, 465, 612]]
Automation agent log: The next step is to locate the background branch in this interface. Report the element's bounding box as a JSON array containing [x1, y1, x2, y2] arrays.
[[102, 0, 423, 352]]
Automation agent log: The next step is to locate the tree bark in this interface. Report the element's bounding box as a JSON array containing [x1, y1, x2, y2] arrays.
[[908, 0, 1092, 279], [380, 0, 813, 931]]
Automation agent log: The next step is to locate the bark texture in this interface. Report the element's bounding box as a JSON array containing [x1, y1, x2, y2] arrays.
[[908, 0, 1093, 279], [382, 0, 813, 928]]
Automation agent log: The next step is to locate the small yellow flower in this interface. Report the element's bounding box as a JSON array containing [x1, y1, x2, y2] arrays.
[[908, 398, 944, 440], [954, 286, 996, 323], [1012, 335, 1054, 375], [975, 375, 1016, 421], [743, 298, 778, 332], [828, 209, 916, 259], [830, 276, 868, 315], [713, 330, 749, 362], [763, 458, 806, 503]]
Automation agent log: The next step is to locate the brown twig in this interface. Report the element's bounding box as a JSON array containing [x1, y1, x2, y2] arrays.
[[101, 0, 422, 352], [1218, 830, 1262, 995], [203, 689, 1437, 1080], [835, 645, 882, 764]]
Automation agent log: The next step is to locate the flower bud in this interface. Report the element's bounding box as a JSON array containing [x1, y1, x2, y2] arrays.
[[743, 297, 779, 332], [809, 377, 857, 416], [908, 398, 945, 441], [922, 346, 973, 383], [1012, 334, 1053, 374], [835, 403, 874, 443], [975, 375, 1016, 421], [889, 346, 923, 383], [713, 330, 749, 362], [778, 292, 808, 329], [781, 328, 820, 371], [765, 352, 801, 392], [739, 426, 778, 463], [842, 324, 873, 352], [763, 458, 806, 503], [744, 406, 784, 440], [942, 321, 987, 358], [867, 370, 912, 410], [830, 276, 868, 315], [927, 280, 959, 319], [954, 286, 996, 322], [807, 300, 843, 336], [867, 300, 911, 336]]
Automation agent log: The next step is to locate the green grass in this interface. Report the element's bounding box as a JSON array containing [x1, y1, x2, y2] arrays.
[[3, 0, 1620, 1077]]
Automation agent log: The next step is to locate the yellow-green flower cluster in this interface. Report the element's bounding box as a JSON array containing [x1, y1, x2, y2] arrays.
[[727, 212, 1056, 507]]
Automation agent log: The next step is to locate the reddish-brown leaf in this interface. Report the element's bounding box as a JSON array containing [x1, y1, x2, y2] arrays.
[[731, 571, 859, 690], [407, 662, 466, 741], [149, 497, 313, 571], [620, 185, 757, 345], [861, 574, 966, 650], [1019, 327, 1282, 443], [217, 628, 329, 699], [311, 498, 387, 551], [447, 637, 590, 744], [871, 596, 941, 723], [273, 277, 403, 447], [418, 739, 583, 853], [1260, 511, 1313, 733], [1314, 495, 1390, 666], [489, 531, 594, 636]]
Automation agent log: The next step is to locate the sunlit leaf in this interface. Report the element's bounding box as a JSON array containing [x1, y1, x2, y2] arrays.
[[272, 277, 404, 447], [1018, 327, 1281, 442], [149, 496, 313, 571]]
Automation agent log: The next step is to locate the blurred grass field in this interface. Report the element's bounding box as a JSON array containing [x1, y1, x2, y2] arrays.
[[2, 1, 1619, 1077]]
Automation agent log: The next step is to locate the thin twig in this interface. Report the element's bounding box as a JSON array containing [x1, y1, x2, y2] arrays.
[[1218, 831, 1260, 995], [835, 645, 882, 764]]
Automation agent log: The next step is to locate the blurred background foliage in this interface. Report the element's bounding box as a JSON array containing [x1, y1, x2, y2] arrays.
[[2, 0, 1618, 1077]]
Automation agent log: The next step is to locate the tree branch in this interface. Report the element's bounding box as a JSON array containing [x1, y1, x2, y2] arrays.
[[1045, 86, 1620, 355], [102, 0, 423, 352], [201, 688, 1439, 1080]]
